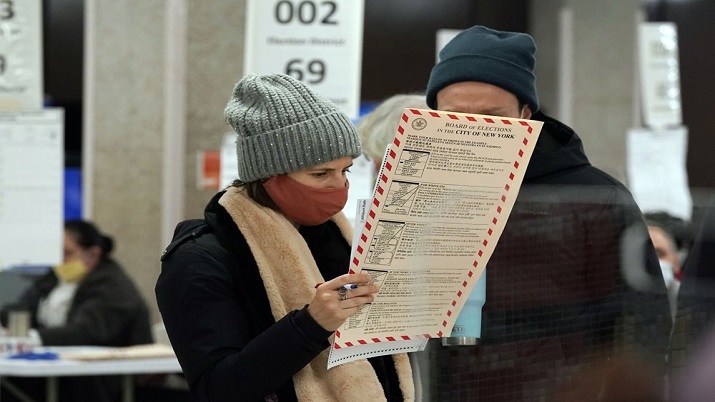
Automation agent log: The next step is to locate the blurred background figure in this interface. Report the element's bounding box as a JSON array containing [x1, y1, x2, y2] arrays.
[[644, 212, 690, 317], [644, 211, 693, 276], [357, 93, 428, 177], [0, 219, 152, 402]]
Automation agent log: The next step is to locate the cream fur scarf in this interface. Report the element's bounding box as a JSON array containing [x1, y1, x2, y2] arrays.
[[219, 187, 415, 401]]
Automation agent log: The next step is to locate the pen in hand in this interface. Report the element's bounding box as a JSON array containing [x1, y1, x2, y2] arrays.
[[314, 283, 359, 289]]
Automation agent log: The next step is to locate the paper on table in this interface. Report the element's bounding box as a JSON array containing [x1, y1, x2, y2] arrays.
[[328, 108, 542, 368], [59, 343, 176, 361]]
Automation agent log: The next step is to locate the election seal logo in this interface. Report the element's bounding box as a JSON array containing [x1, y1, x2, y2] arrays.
[[411, 117, 427, 131]]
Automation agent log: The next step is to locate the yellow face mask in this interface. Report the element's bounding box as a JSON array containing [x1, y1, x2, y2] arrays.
[[53, 259, 89, 283]]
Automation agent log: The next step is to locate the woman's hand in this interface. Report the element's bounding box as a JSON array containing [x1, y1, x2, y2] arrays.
[[307, 273, 379, 332]]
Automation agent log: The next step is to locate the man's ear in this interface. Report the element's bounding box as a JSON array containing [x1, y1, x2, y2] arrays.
[[521, 105, 532, 119]]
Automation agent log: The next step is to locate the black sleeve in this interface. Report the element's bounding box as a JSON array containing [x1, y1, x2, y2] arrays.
[[156, 241, 332, 402]]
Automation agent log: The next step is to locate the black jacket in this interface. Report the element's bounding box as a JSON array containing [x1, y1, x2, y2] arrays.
[[432, 112, 672, 401], [156, 193, 402, 402]]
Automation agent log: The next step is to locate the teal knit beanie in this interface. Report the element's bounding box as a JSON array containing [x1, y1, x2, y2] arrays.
[[224, 73, 361, 182], [426, 25, 539, 112]]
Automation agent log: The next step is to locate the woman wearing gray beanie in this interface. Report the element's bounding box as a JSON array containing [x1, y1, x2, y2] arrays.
[[156, 74, 414, 402]]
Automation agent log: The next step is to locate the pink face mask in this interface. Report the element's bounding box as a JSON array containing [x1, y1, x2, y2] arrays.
[[263, 174, 349, 226]]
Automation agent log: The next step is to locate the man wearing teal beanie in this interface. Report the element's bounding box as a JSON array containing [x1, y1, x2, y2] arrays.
[[425, 25, 672, 401], [427, 25, 538, 113]]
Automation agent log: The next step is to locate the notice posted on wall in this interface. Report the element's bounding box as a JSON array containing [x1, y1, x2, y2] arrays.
[[328, 108, 543, 368], [627, 126, 692, 221], [0, 109, 64, 270]]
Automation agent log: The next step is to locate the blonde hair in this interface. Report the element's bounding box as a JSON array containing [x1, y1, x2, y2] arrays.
[[356, 94, 428, 162]]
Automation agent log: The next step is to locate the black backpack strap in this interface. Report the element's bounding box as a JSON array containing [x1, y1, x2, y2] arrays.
[[160, 219, 213, 261]]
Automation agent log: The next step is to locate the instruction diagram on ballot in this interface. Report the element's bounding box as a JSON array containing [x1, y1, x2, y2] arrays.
[[383, 181, 419, 214], [365, 220, 403, 265], [395, 150, 429, 177], [328, 108, 544, 368]]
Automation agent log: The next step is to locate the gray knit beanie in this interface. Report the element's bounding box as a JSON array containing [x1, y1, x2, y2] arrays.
[[426, 25, 539, 113], [224, 73, 361, 182]]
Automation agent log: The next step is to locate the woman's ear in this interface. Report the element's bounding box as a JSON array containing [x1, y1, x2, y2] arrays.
[[84, 245, 103, 270]]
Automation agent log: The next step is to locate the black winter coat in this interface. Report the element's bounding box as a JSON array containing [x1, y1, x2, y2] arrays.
[[156, 193, 402, 402], [429, 112, 672, 401]]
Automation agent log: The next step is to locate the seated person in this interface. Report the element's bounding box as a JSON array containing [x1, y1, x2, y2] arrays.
[[0, 219, 153, 402]]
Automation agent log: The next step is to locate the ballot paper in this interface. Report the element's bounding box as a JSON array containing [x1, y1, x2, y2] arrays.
[[328, 108, 543, 368]]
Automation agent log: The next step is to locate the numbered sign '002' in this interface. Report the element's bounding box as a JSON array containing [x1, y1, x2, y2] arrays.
[[244, 0, 364, 119]]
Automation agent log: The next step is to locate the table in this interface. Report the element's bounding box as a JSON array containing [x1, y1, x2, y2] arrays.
[[0, 346, 183, 402]]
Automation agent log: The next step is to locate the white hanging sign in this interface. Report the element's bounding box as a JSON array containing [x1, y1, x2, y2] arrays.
[[244, 0, 364, 119], [220, 132, 239, 188], [0, 0, 43, 110], [637, 22, 682, 129], [627, 126, 692, 221]]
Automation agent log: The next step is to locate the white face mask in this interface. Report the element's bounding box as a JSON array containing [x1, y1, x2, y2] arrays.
[[659, 259, 675, 288]]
